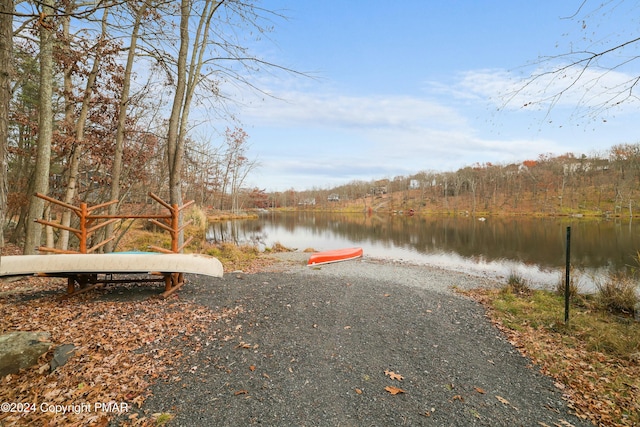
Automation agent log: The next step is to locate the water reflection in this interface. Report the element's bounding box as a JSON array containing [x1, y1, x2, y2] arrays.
[[207, 212, 640, 291]]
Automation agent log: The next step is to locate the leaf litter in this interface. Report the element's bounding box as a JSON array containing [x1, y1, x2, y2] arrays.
[[0, 275, 242, 426]]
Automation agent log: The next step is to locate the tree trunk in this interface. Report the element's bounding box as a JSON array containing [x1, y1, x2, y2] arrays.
[[0, 0, 12, 248], [57, 10, 75, 251], [24, 0, 55, 254], [166, 0, 221, 249], [165, 0, 190, 250], [58, 7, 107, 250], [105, 2, 148, 253]]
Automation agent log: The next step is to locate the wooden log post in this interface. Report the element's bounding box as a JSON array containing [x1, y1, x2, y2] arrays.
[[79, 203, 88, 254]]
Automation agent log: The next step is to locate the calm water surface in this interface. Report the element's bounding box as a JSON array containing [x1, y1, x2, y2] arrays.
[[207, 212, 640, 291]]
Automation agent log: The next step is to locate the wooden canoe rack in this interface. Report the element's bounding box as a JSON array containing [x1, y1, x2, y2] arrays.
[[33, 192, 196, 298]]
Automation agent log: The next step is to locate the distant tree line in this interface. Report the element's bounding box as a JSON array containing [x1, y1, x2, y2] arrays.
[[271, 143, 640, 217]]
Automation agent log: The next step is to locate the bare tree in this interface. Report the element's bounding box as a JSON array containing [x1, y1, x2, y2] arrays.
[[0, 0, 11, 248], [23, 0, 55, 254], [164, 0, 226, 248], [57, 3, 111, 250], [507, 2, 640, 120], [159, 0, 292, 247], [105, 0, 150, 252], [226, 128, 259, 213]]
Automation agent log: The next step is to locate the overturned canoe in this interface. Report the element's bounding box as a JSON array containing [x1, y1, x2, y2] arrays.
[[0, 252, 223, 278], [307, 247, 363, 266]]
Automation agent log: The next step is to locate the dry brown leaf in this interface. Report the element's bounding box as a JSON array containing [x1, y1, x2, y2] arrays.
[[384, 369, 404, 381], [474, 387, 486, 394], [234, 389, 248, 396], [355, 388, 363, 394], [452, 394, 464, 401], [385, 386, 405, 395], [0, 270, 243, 426], [249, 365, 256, 371], [496, 395, 510, 405]]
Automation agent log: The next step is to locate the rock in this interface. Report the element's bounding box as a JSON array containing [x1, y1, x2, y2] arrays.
[[50, 344, 76, 372], [0, 331, 52, 377]]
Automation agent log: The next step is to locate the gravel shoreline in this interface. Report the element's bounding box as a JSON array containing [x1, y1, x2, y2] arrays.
[[115, 254, 591, 426]]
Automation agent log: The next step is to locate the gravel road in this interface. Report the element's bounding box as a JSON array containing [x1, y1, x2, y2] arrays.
[[118, 254, 591, 426]]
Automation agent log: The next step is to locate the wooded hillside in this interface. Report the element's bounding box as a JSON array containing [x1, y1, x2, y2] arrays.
[[270, 144, 640, 217]]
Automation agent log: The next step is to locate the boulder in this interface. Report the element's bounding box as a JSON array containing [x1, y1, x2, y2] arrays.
[[0, 331, 52, 377]]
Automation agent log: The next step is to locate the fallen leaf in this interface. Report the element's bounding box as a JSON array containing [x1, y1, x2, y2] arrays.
[[385, 386, 405, 395], [0, 273, 244, 427], [474, 387, 486, 394], [234, 390, 248, 395], [384, 370, 404, 381], [249, 365, 256, 371], [452, 394, 464, 401], [496, 395, 510, 405], [355, 388, 363, 394]]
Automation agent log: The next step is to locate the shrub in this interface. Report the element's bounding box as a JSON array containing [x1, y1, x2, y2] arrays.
[[594, 274, 639, 315], [505, 271, 531, 295], [267, 241, 294, 253], [186, 205, 208, 232]]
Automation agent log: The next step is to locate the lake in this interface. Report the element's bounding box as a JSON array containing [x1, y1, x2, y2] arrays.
[[207, 211, 640, 291]]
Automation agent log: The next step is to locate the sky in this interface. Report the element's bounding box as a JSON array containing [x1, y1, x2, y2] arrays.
[[211, 0, 640, 192]]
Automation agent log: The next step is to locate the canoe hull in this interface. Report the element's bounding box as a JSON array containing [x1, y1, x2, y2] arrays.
[[307, 247, 363, 266], [0, 253, 223, 278]]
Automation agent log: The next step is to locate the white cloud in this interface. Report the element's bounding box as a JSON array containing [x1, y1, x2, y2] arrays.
[[226, 67, 640, 191], [241, 89, 468, 131], [454, 65, 640, 115]]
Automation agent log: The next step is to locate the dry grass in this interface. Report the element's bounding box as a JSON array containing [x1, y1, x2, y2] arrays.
[[202, 242, 261, 272], [462, 282, 640, 426], [593, 274, 639, 315], [504, 271, 532, 295], [185, 205, 208, 232], [555, 267, 580, 299], [263, 241, 294, 253]]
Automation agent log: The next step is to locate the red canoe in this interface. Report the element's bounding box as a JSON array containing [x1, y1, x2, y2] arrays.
[[307, 247, 364, 266]]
